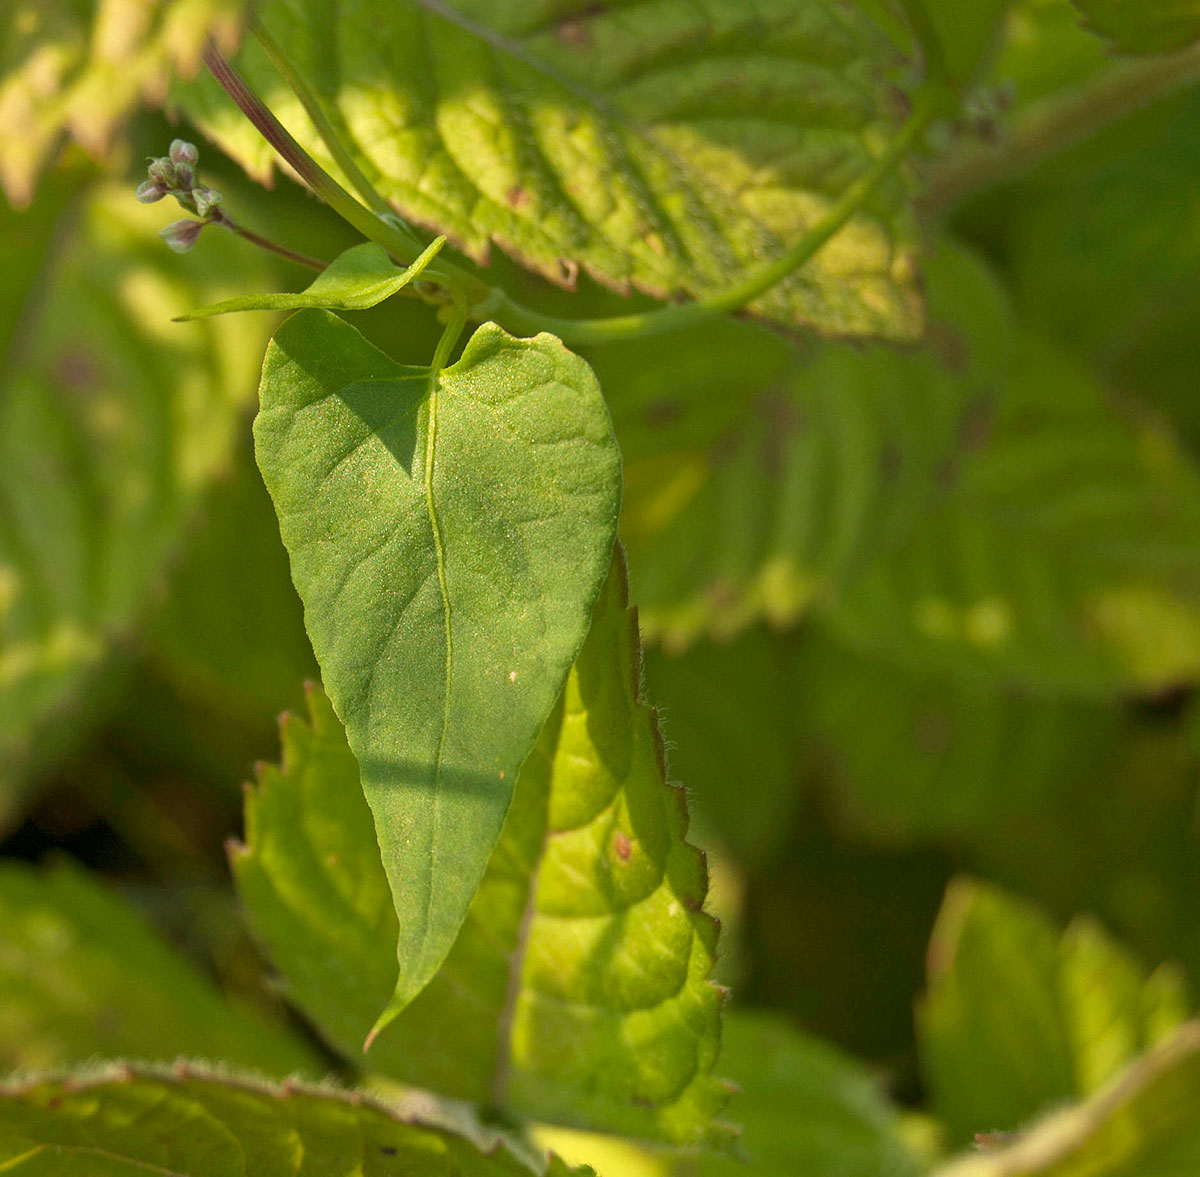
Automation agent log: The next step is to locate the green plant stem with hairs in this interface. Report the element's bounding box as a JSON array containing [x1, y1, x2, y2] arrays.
[[202, 36, 945, 346]]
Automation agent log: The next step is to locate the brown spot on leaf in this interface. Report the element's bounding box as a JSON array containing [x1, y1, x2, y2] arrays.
[[505, 185, 529, 210], [613, 831, 632, 861]]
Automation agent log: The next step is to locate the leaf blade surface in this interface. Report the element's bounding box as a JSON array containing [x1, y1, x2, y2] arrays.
[[254, 310, 621, 1023]]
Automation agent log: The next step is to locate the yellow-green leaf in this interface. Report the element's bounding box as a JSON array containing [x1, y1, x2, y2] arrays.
[[175, 0, 923, 340], [233, 550, 732, 1147], [254, 310, 621, 1029]]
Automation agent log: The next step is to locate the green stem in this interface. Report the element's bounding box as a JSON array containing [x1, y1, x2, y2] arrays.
[[488, 85, 940, 346], [202, 42, 478, 294], [250, 18, 395, 219], [431, 296, 469, 372], [206, 40, 939, 346], [926, 39, 1200, 211]]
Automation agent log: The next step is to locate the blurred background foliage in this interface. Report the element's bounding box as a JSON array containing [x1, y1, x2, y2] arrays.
[[3, 0, 1200, 1172]]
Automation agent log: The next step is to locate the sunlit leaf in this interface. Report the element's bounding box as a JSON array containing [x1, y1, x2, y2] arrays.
[[680, 1012, 920, 1177], [0, 1064, 592, 1176], [0, 178, 273, 824], [254, 310, 621, 1028], [934, 1021, 1200, 1176], [0, 859, 316, 1075], [613, 239, 1010, 649], [175, 0, 923, 340], [0, 0, 243, 204], [178, 238, 445, 318], [823, 332, 1200, 694], [233, 551, 732, 1147], [920, 878, 1189, 1145]]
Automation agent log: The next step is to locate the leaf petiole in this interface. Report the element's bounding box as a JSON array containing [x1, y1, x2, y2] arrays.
[[206, 38, 944, 346]]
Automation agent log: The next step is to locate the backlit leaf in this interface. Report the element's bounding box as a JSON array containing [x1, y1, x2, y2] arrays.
[[920, 878, 1189, 1145], [178, 238, 445, 318], [934, 1021, 1200, 1176], [823, 332, 1200, 694], [0, 0, 244, 204], [254, 310, 621, 1027], [175, 0, 923, 340], [0, 1065, 592, 1176], [613, 239, 1010, 649], [233, 551, 732, 1146]]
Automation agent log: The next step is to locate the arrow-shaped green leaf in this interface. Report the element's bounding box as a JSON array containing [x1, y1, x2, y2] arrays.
[[178, 238, 445, 318], [254, 310, 621, 1033]]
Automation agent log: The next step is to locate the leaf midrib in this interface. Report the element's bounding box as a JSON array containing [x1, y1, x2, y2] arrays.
[[419, 367, 454, 971]]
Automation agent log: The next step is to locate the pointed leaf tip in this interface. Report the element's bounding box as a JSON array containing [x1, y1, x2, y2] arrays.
[[177, 237, 446, 319]]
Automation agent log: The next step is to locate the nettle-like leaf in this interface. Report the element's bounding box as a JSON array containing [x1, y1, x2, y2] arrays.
[[0, 860, 316, 1076], [0, 1065, 591, 1177], [934, 1021, 1200, 1176], [254, 310, 621, 1029], [0, 0, 243, 205], [612, 239, 1011, 649], [822, 331, 1200, 695], [232, 551, 731, 1147], [682, 1012, 920, 1177], [920, 878, 1189, 1146], [1069, 0, 1200, 52], [793, 627, 1124, 844], [179, 238, 445, 319], [0, 179, 273, 823], [175, 0, 922, 341]]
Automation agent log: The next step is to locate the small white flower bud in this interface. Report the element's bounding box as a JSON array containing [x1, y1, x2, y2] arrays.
[[192, 187, 223, 217], [159, 219, 206, 253], [169, 139, 199, 167]]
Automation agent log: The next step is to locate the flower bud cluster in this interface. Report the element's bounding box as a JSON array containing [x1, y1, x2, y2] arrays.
[[136, 140, 224, 253]]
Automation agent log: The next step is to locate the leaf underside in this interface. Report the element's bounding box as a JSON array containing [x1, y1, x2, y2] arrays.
[[234, 549, 732, 1147], [174, 0, 922, 341], [0, 1065, 591, 1177], [253, 310, 621, 1025]]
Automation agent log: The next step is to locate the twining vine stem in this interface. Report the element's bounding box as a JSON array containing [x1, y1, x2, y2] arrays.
[[202, 35, 942, 346]]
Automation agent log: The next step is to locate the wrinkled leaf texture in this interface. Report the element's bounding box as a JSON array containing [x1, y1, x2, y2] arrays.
[[0, 1066, 591, 1176], [233, 550, 731, 1147], [175, 0, 922, 340], [254, 309, 621, 1028]]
